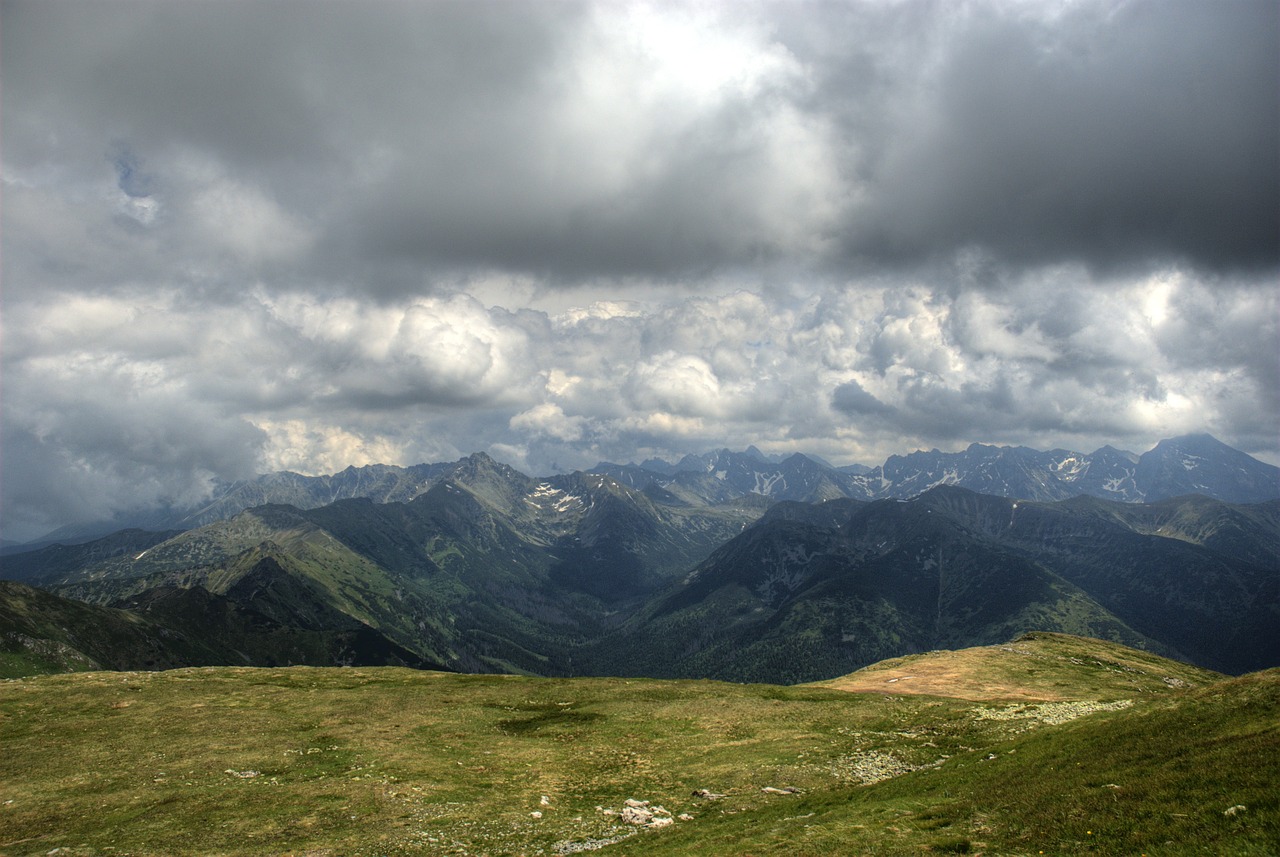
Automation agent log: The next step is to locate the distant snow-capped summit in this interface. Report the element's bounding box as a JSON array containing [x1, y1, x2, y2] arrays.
[[591, 434, 1278, 506], [14, 434, 1276, 549]]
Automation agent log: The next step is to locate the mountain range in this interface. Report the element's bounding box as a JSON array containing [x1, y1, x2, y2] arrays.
[[588, 488, 1279, 680], [2, 434, 1276, 682], [2, 453, 761, 676], [595, 432, 1280, 507], [19, 432, 1278, 549]]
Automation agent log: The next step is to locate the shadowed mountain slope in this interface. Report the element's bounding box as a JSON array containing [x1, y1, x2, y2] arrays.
[[0, 579, 437, 677], [584, 487, 1277, 681], [2, 457, 758, 677], [2, 464, 1275, 682]]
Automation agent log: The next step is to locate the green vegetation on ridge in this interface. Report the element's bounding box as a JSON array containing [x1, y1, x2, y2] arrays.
[[3, 478, 1276, 682]]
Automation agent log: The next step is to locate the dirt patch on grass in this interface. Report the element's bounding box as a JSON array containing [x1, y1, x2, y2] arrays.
[[816, 647, 1071, 701], [813, 633, 1222, 702]]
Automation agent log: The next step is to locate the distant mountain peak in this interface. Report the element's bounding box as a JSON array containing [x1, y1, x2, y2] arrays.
[[13, 434, 1277, 550], [1152, 433, 1243, 456], [1135, 433, 1279, 503], [584, 435, 1277, 510]]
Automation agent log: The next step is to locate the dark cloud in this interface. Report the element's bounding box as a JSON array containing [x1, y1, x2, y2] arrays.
[[823, 0, 1280, 276], [6, 0, 1275, 291], [1153, 280, 1280, 416], [831, 380, 895, 417], [1, 372, 266, 538]]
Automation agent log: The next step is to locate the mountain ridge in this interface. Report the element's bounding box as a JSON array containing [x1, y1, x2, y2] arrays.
[[13, 433, 1277, 550], [2, 461, 762, 677], [4, 472, 1274, 681]]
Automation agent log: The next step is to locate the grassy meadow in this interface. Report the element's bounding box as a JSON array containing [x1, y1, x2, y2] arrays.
[[1, 635, 1276, 856]]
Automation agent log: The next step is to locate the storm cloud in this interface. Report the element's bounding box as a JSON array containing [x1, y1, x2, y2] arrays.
[[2, 0, 1276, 540]]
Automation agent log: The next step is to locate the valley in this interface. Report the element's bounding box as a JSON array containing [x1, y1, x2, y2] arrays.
[[2, 436, 1277, 683]]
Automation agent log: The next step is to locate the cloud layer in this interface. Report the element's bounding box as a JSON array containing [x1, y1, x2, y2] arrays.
[[3, 0, 1277, 539]]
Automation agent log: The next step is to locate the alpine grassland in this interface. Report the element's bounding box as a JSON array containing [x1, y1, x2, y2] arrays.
[[1, 634, 1276, 856]]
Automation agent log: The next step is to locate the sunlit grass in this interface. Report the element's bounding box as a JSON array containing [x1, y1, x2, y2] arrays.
[[1, 660, 1275, 856]]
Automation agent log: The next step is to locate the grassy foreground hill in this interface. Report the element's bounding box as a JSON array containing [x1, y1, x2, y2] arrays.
[[1, 634, 1276, 856], [811, 631, 1224, 701]]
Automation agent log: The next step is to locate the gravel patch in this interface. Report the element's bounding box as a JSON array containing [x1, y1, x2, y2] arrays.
[[830, 749, 931, 785], [972, 699, 1133, 729]]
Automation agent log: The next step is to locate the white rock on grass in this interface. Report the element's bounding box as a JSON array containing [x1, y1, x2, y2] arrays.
[[606, 798, 682, 829], [620, 805, 653, 825]]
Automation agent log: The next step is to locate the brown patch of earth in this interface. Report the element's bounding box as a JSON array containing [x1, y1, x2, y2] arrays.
[[814, 646, 1069, 701]]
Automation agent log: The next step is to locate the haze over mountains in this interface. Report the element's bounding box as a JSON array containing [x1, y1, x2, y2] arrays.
[[24, 433, 1279, 548], [598, 432, 1280, 507], [2, 434, 1276, 683]]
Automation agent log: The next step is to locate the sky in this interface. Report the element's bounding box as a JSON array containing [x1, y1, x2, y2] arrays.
[[2, 0, 1277, 541]]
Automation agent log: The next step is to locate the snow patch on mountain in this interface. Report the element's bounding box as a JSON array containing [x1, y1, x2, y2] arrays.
[[753, 473, 786, 495], [1050, 456, 1087, 479], [525, 483, 586, 514]]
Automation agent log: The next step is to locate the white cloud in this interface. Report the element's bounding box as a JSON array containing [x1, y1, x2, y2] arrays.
[[254, 419, 409, 475], [3, 273, 1277, 539], [627, 353, 724, 419], [509, 403, 586, 443]]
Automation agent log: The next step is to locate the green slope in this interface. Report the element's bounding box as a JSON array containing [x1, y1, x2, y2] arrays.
[[3, 484, 1274, 682], [0, 636, 1274, 856], [999, 493, 1280, 674], [6, 461, 761, 680], [0, 529, 180, 584], [0, 579, 438, 677], [593, 487, 1277, 682], [591, 498, 1172, 683], [0, 579, 224, 676]]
